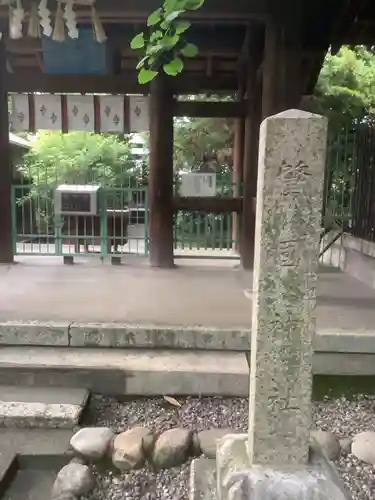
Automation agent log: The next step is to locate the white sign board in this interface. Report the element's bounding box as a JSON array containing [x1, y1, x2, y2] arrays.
[[55, 184, 100, 216], [180, 173, 216, 197]]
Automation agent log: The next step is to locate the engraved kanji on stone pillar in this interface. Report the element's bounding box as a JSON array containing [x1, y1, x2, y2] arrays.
[[248, 109, 328, 466]]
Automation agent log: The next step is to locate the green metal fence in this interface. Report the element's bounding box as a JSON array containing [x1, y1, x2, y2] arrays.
[[16, 124, 362, 260], [12, 184, 148, 257], [174, 211, 237, 254], [173, 172, 240, 257], [323, 124, 357, 233]]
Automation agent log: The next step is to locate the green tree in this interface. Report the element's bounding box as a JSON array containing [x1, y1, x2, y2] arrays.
[[174, 116, 233, 173], [22, 131, 138, 187], [173, 47, 375, 177], [308, 46, 375, 124], [309, 46, 375, 226], [19, 131, 142, 233]]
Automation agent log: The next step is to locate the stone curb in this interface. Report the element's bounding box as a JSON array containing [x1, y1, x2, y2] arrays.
[[1, 321, 375, 353], [69, 323, 250, 350], [0, 402, 84, 430], [0, 322, 69, 346]]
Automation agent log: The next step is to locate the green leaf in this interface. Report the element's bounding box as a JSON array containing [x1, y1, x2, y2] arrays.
[[163, 57, 184, 76], [150, 30, 163, 42], [184, 0, 205, 9], [130, 32, 145, 49], [175, 20, 191, 34], [138, 68, 158, 84], [164, 0, 180, 14], [147, 8, 162, 26], [180, 43, 198, 57], [162, 34, 180, 47], [165, 10, 184, 22], [146, 43, 165, 56]]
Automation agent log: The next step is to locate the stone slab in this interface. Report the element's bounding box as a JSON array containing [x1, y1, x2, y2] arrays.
[[2, 468, 58, 500], [219, 465, 349, 500], [0, 347, 249, 396], [2, 320, 375, 356], [0, 386, 89, 429], [313, 331, 375, 354], [0, 455, 71, 500], [190, 436, 351, 500], [0, 386, 88, 405], [69, 323, 250, 350], [0, 453, 17, 498], [0, 429, 73, 456], [0, 348, 374, 398], [0, 402, 83, 429], [0, 431, 73, 498], [2, 255, 375, 336], [190, 458, 217, 500], [0, 322, 69, 346], [70, 323, 375, 353]]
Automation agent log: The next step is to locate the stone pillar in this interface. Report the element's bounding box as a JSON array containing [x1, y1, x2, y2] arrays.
[[0, 37, 13, 264], [190, 111, 352, 500], [248, 109, 328, 466], [212, 110, 340, 500]]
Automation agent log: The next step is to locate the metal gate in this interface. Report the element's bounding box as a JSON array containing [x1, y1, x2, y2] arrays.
[[12, 184, 148, 258], [173, 174, 240, 259], [174, 211, 238, 257]]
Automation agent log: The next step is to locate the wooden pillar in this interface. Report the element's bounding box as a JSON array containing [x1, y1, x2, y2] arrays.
[[262, 15, 303, 119], [262, 18, 281, 119], [148, 76, 174, 268], [0, 38, 13, 264], [232, 113, 245, 251], [282, 31, 303, 110], [240, 14, 304, 269], [241, 69, 262, 270]]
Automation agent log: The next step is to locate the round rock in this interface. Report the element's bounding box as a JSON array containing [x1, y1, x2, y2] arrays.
[[339, 438, 352, 455], [112, 426, 154, 472], [352, 431, 375, 465], [198, 429, 236, 459], [152, 428, 192, 469], [310, 429, 341, 461], [52, 462, 95, 498], [70, 427, 114, 460]]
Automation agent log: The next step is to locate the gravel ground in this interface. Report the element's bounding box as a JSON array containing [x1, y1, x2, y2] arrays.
[[82, 395, 375, 500]]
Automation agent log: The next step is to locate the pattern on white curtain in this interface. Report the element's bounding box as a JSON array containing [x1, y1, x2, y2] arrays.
[[35, 94, 62, 130], [67, 95, 95, 131], [99, 95, 124, 133]]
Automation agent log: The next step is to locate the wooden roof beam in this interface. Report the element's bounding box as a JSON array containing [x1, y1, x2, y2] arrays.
[[3, 0, 270, 23], [6, 70, 239, 94], [173, 100, 246, 118]]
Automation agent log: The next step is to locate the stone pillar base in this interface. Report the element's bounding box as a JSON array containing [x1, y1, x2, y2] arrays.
[[189, 434, 351, 500]]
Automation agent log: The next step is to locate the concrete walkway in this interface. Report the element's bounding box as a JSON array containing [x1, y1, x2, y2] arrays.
[[1, 257, 375, 332]]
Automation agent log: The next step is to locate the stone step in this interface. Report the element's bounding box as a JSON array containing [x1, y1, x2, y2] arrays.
[[0, 346, 250, 396], [0, 429, 73, 499], [0, 385, 89, 429]]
